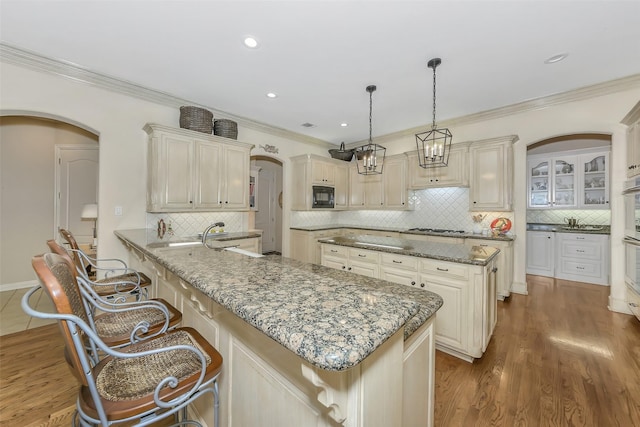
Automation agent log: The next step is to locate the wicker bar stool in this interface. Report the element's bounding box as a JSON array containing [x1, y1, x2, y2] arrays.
[[24, 252, 223, 427], [59, 228, 151, 301]]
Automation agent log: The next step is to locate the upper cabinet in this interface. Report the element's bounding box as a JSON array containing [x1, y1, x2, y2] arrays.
[[528, 148, 609, 209], [290, 154, 349, 210], [145, 124, 252, 212], [383, 155, 408, 209], [469, 136, 516, 211], [622, 101, 640, 178], [406, 142, 470, 189], [348, 154, 409, 210]]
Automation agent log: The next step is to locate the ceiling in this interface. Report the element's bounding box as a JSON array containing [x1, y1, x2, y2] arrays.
[[1, 1, 639, 145]]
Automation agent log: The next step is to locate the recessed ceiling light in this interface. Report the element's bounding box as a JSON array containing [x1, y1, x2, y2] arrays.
[[544, 53, 569, 64], [243, 36, 259, 49], [340, 123, 348, 127], [266, 92, 278, 99]]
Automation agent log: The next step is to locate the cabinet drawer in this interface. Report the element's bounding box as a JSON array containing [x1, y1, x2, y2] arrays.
[[421, 259, 469, 280], [322, 244, 348, 257], [559, 240, 602, 260], [380, 253, 418, 270], [348, 248, 379, 264], [559, 233, 603, 243], [557, 259, 603, 279]]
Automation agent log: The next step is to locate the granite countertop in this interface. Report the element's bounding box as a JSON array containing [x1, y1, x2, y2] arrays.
[[114, 229, 443, 371], [291, 224, 515, 242], [138, 230, 263, 248], [318, 235, 500, 266], [526, 223, 610, 235]]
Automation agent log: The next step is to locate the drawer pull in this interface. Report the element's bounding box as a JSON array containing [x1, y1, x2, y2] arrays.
[[330, 249, 338, 253], [436, 267, 449, 272], [576, 250, 585, 253], [577, 267, 585, 270], [393, 260, 402, 264], [358, 254, 366, 258], [577, 237, 585, 240]]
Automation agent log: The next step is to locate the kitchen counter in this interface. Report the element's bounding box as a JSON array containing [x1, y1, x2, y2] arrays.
[[137, 230, 263, 248], [291, 224, 515, 242], [114, 229, 443, 371], [527, 223, 610, 235], [318, 234, 500, 266]]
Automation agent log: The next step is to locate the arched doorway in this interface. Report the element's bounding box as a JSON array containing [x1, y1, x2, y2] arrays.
[[0, 115, 99, 289], [250, 155, 283, 255]]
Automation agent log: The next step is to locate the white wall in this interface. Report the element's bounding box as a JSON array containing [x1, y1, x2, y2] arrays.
[[0, 61, 328, 289], [0, 117, 98, 286]]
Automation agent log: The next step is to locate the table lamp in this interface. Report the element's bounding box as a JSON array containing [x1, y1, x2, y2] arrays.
[[81, 203, 98, 248]]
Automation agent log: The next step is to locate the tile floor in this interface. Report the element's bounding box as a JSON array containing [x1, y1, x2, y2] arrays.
[[0, 287, 56, 336]]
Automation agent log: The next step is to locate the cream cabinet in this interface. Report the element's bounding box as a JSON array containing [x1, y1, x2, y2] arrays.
[[320, 242, 496, 361], [290, 228, 341, 264], [348, 155, 409, 210], [290, 154, 348, 210], [528, 149, 609, 209], [406, 142, 470, 189], [321, 244, 380, 278], [465, 238, 513, 300], [555, 233, 609, 285], [469, 136, 515, 211], [622, 101, 640, 178], [383, 155, 409, 209], [145, 123, 251, 212], [526, 231, 554, 277]]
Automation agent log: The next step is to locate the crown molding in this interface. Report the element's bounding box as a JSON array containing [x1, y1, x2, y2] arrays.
[[349, 73, 640, 148], [2, 42, 638, 149], [0, 43, 332, 148]]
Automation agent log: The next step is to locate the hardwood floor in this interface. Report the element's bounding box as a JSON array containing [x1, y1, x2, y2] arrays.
[[435, 275, 640, 426], [1, 276, 639, 426]]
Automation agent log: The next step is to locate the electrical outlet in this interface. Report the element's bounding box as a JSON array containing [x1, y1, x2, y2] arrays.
[[114, 206, 123, 216]]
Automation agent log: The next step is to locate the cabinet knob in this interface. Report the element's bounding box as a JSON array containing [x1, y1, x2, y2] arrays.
[[548, 236, 551, 239], [342, 266, 346, 269], [473, 201, 477, 204], [411, 281, 416, 286], [348, 267, 352, 271], [225, 201, 228, 204], [420, 283, 425, 288], [189, 201, 193, 204]]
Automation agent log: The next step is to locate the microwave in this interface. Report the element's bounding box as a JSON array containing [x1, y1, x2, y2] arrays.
[[623, 177, 640, 240], [312, 186, 334, 208]]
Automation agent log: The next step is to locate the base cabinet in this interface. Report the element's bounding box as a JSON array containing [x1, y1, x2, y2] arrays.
[[555, 233, 609, 285], [321, 243, 496, 361], [466, 238, 513, 300], [121, 244, 436, 427], [526, 231, 555, 277]]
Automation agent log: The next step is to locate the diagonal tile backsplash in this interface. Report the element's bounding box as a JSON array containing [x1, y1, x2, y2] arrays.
[[146, 212, 248, 236]]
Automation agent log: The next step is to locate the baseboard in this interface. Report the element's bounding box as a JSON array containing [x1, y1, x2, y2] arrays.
[[510, 281, 528, 295], [1, 279, 39, 291], [608, 295, 632, 315]]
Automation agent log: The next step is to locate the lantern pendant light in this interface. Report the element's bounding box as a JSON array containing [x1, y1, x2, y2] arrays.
[[355, 85, 386, 175], [415, 58, 452, 168]]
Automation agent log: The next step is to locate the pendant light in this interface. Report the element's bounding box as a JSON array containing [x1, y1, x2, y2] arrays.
[[415, 58, 452, 168], [355, 85, 386, 175]]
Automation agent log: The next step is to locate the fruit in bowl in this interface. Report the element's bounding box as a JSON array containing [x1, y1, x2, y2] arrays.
[[490, 217, 512, 234]]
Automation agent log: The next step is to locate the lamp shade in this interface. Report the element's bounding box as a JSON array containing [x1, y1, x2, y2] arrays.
[[81, 203, 98, 220]]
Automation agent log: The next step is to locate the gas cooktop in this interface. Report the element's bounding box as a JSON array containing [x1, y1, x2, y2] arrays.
[[408, 228, 466, 234]]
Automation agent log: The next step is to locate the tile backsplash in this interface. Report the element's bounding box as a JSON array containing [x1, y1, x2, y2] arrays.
[[146, 212, 247, 236], [526, 209, 610, 225], [291, 187, 515, 234]]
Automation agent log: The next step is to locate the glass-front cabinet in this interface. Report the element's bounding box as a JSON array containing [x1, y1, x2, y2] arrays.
[[528, 149, 609, 209]]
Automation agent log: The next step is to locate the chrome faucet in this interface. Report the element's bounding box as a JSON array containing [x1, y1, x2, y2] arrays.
[[201, 222, 225, 244]]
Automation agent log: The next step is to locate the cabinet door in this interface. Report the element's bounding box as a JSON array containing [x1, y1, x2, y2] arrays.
[[221, 145, 249, 209], [334, 165, 349, 208], [322, 255, 347, 271], [311, 161, 335, 185], [420, 274, 467, 351], [528, 158, 551, 208], [193, 141, 222, 209], [349, 166, 366, 207], [552, 156, 577, 208], [580, 152, 609, 208], [384, 157, 407, 209], [290, 161, 310, 210], [160, 134, 194, 210], [470, 142, 512, 211], [364, 174, 384, 208], [380, 266, 418, 287], [526, 231, 554, 276], [628, 122, 640, 178]]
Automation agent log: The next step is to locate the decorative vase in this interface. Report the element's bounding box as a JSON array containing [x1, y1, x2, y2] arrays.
[[472, 223, 483, 234]]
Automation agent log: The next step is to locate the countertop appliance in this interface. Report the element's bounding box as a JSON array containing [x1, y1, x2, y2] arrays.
[[312, 185, 334, 209], [623, 177, 640, 320]]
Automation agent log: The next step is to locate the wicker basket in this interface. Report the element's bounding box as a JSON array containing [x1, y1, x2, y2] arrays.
[[179, 106, 213, 134], [213, 119, 238, 140]]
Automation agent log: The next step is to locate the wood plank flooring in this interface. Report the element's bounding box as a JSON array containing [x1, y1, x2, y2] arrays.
[[435, 275, 640, 426], [1, 275, 639, 426]]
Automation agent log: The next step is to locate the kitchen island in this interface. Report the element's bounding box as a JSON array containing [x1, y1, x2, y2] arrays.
[[115, 229, 443, 427]]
